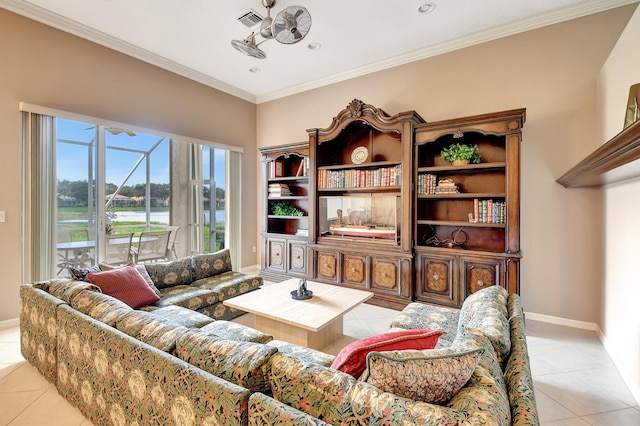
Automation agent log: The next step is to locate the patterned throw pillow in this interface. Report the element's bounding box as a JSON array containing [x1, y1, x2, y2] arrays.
[[330, 329, 442, 377], [361, 347, 482, 404], [87, 264, 160, 309]]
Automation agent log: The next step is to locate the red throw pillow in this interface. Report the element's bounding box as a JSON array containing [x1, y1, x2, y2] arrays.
[[330, 329, 442, 377], [87, 264, 160, 309]]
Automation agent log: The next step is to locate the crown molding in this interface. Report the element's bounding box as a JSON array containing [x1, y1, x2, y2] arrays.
[[2, 0, 637, 105], [256, 0, 640, 103], [0, 0, 257, 103]]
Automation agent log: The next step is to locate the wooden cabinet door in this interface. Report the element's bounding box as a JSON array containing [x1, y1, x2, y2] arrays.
[[343, 254, 366, 287], [316, 251, 338, 283], [265, 238, 286, 272], [415, 252, 458, 307], [371, 257, 398, 292], [460, 256, 504, 299], [287, 241, 307, 276]]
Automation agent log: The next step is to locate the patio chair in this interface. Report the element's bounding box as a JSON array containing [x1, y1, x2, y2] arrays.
[[164, 225, 181, 259], [105, 233, 134, 265], [57, 228, 94, 275], [132, 231, 171, 264]]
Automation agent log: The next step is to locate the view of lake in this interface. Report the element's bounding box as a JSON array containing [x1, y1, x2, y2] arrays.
[[60, 210, 225, 226]]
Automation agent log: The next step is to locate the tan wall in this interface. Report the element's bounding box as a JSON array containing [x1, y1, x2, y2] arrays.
[[257, 5, 637, 322], [0, 10, 258, 321], [597, 5, 640, 404]]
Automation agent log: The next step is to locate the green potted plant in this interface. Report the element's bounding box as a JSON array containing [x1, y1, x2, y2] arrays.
[[440, 143, 481, 166], [271, 201, 304, 217]]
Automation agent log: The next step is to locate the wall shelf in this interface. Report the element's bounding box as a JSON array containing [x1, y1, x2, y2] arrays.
[[557, 119, 640, 188]]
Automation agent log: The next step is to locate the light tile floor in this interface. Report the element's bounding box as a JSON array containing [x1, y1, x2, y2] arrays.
[[1, 304, 638, 425]]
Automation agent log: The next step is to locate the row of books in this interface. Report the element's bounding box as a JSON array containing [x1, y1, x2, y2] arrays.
[[472, 199, 506, 224], [317, 165, 401, 189], [268, 183, 291, 197]]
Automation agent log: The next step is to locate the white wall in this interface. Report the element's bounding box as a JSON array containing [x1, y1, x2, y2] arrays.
[[597, 4, 640, 405]]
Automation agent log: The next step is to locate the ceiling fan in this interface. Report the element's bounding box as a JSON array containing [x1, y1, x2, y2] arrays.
[[231, 0, 312, 59]]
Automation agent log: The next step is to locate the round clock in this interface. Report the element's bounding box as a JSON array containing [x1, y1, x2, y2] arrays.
[[351, 146, 369, 164]]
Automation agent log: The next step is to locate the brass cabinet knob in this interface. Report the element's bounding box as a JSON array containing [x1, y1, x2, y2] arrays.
[[382, 272, 388, 278], [324, 263, 329, 268], [433, 274, 439, 281], [477, 280, 484, 287], [351, 267, 356, 272]]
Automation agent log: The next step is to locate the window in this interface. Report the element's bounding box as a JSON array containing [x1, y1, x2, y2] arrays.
[[22, 104, 243, 280]]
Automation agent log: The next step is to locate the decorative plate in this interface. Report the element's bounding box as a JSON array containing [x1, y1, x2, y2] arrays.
[[351, 146, 369, 164], [290, 290, 313, 300]]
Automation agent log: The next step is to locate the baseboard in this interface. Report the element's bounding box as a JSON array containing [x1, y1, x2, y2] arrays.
[[239, 264, 260, 274], [526, 311, 640, 406], [524, 311, 598, 331], [598, 328, 640, 406], [0, 318, 19, 330]]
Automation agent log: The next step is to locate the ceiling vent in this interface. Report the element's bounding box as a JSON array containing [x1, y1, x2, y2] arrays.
[[237, 9, 264, 28]]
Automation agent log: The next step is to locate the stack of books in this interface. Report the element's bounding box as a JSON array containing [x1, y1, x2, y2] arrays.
[[268, 183, 291, 197], [435, 178, 460, 194]]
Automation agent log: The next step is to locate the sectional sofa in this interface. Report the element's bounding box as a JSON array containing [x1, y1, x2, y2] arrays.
[[20, 259, 539, 425]]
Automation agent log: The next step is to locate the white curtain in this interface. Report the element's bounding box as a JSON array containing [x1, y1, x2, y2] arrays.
[[22, 112, 56, 281], [226, 150, 242, 270]]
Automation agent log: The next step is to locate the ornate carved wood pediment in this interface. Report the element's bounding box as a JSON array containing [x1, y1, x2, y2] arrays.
[[307, 99, 425, 140]]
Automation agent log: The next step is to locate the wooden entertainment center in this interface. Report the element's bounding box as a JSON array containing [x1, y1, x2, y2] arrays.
[[260, 100, 525, 310]]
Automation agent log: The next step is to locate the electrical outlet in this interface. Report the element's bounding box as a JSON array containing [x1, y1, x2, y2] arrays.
[[0, 211, 5, 222]]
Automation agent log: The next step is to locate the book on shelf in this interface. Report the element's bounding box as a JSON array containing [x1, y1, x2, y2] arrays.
[[268, 183, 291, 197], [317, 165, 401, 189], [435, 178, 460, 194], [472, 199, 506, 223], [270, 159, 284, 178], [417, 173, 438, 195]]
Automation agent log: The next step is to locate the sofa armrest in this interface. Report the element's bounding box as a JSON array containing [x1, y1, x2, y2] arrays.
[[506, 295, 540, 426], [249, 392, 331, 426]]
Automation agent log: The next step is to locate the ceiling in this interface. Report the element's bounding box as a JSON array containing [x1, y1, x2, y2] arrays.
[[1, 0, 637, 104]]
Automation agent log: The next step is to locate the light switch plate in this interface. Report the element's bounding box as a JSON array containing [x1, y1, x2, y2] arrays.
[[0, 211, 5, 222]]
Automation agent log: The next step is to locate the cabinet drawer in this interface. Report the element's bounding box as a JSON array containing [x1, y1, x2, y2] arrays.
[[460, 256, 504, 298], [266, 238, 286, 271], [342, 254, 366, 287], [288, 242, 307, 275], [316, 252, 338, 282], [415, 253, 458, 307], [371, 258, 398, 292]]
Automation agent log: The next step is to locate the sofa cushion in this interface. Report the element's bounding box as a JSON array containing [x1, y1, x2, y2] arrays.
[[70, 290, 133, 326], [155, 285, 219, 311], [144, 257, 193, 289], [330, 329, 442, 377], [47, 278, 102, 303], [361, 347, 482, 404], [148, 305, 214, 328], [200, 320, 273, 343], [99, 262, 162, 297], [116, 310, 189, 353], [176, 329, 277, 393], [87, 264, 160, 309], [390, 302, 460, 346], [266, 340, 335, 367], [457, 285, 511, 363], [192, 271, 262, 301], [190, 249, 232, 281]]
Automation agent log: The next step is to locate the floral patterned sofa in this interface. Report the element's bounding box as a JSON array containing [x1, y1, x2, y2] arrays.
[[248, 286, 540, 426], [21, 270, 538, 426]]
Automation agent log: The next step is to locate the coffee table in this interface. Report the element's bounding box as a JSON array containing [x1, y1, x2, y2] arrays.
[[223, 278, 373, 350]]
